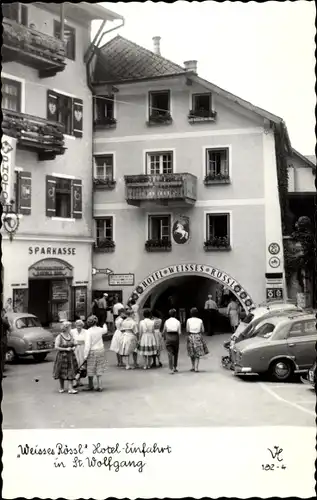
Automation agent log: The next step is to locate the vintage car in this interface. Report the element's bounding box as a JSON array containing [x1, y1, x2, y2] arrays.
[[232, 313, 316, 381], [5, 313, 55, 362], [233, 302, 302, 340], [234, 307, 304, 344]]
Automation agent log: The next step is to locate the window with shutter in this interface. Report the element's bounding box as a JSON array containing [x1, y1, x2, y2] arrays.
[[46, 176, 56, 217], [17, 171, 31, 215], [55, 178, 71, 218], [3, 78, 22, 112], [72, 98, 83, 137], [72, 179, 82, 219]]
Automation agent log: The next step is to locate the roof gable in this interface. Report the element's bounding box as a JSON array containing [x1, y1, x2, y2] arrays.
[[93, 35, 186, 83]]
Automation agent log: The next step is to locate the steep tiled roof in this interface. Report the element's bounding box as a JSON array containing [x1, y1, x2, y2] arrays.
[[93, 35, 186, 83], [305, 155, 316, 165]]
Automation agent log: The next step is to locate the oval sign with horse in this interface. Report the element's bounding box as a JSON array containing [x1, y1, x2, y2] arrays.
[[172, 216, 190, 244]]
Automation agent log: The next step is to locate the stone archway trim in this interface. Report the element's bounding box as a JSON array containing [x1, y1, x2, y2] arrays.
[[128, 263, 255, 312]]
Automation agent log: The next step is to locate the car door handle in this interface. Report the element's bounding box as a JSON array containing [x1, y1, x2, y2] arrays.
[[288, 343, 295, 347]]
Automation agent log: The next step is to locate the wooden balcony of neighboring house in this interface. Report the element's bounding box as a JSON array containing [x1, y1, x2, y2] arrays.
[[124, 173, 197, 207], [147, 111, 173, 126], [2, 17, 66, 78], [94, 239, 116, 253], [188, 109, 217, 124], [2, 109, 66, 161], [93, 117, 117, 130], [204, 172, 231, 185], [204, 237, 231, 252], [93, 178, 117, 191], [145, 239, 172, 252]]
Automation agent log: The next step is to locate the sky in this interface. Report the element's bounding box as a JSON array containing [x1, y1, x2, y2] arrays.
[[96, 1, 315, 155]]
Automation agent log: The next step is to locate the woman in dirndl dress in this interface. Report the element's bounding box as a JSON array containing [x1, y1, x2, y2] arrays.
[[119, 309, 138, 370], [186, 307, 209, 373], [71, 320, 87, 387], [53, 321, 78, 394], [152, 311, 163, 368], [109, 308, 126, 367], [137, 309, 157, 370], [83, 315, 108, 391]]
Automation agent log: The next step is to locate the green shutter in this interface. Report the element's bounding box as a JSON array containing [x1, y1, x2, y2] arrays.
[[17, 171, 32, 215], [47, 90, 59, 122], [46, 176, 56, 217], [72, 98, 83, 137], [72, 179, 82, 219]]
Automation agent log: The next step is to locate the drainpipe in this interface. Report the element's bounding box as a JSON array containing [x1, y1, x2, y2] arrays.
[[60, 4, 65, 41]]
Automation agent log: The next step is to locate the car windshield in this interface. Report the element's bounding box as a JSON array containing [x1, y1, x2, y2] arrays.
[[243, 313, 254, 324], [255, 323, 275, 338], [15, 317, 41, 329]]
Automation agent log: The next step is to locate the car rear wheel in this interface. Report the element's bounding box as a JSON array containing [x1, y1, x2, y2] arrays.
[[5, 348, 17, 363], [269, 359, 293, 381], [33, 353, 48, 362]]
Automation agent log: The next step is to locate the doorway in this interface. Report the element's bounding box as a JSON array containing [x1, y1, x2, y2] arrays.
[[28, 279, 51, 326]]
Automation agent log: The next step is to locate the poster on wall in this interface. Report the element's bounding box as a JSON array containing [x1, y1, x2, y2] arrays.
[[12, 288, 28, 313], [74, 287, 87, 320], [51, 281, 68, 302]]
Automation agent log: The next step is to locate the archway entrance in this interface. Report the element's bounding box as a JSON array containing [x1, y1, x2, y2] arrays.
[[129, 263, 255, 315], [28, 258, 73, 325]]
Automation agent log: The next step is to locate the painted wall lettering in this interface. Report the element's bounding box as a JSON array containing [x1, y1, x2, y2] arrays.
[[129, 263, 255, 311], [28, 247, 76, 256]]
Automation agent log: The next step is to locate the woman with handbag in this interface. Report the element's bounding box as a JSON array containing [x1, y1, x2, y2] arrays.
[[71, 320, 87, 387]]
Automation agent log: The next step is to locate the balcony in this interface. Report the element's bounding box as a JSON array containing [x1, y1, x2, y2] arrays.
[[2, 109, 66, 161], [2, 18, 66, 78], [124, 173, 197, 207]]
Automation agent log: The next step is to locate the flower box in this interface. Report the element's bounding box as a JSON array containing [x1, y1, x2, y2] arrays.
[[94, 240, 115, 253], [204, 174, 230, 185], [204, 238, 231, 251], [93, 178, 116, 190], [188, 109, 217, 123], [147, 112, 173, 126], [93, 117, 117, 129], [145, 239, 172, 252]]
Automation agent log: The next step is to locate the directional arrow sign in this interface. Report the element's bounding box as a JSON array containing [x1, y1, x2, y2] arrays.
[[92, 267, 113, 275]]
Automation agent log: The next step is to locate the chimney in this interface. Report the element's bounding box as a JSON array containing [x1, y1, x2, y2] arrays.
[[184, 60, 198, 74], [152, 36, 161, 55]]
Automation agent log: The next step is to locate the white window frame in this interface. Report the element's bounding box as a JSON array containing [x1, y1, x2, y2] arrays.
[[147, 89, 172, 121], [146, 212, 172, 241], [95, 215, 115, 243], [202, 145, 232, 179], [94, 94, 117, 121], [204, 210, 233, 246], [1, 72, 26, 113], [143, 148, 176, 175], [94, 152, 116, 181], [190, 92, 213, 113]]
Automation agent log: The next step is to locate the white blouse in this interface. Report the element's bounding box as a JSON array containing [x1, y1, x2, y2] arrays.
[[186, 317, 204, 334]]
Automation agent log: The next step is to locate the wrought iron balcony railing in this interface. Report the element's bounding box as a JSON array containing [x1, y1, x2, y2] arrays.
[[2, 109, 66, 161], [124, 173, 197, 206], [2, 17, 66, 78]]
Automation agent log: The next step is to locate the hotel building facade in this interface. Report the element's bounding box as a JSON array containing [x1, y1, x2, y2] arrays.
[[90, 35, 308, 316]]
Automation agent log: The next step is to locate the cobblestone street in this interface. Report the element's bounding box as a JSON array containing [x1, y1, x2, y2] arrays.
[[3, 334, 315, 429]]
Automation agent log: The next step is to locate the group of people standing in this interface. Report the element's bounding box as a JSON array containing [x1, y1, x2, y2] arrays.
[[110, 306, 209, 375]]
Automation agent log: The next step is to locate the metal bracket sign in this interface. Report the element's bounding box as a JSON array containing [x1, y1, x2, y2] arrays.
[[92, 268, 113, 275], [109, 273, 135, 286]]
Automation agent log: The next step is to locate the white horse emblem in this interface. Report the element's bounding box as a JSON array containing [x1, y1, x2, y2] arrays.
[[174, 222, 188, 240]]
